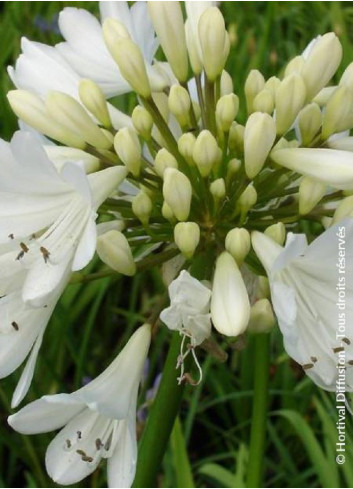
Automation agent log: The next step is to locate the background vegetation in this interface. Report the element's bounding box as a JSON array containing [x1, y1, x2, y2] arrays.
[[1, 1, 353, 487]]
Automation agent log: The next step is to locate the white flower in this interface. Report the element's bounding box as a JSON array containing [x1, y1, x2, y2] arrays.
[[0, 131, 127, 405], [160, 270, 212, 347], [8, 324, 151, 488], [252, 219, 353, 391]]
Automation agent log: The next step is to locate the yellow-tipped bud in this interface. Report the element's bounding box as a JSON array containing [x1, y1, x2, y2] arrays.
[[253, 89, 274, 114], [299, 176, 326, 215], [168, 85, 191, 127], [174, 222, 200, 259], [178, 133, 196, 165], [148, 2, 188, 82], [132, 106, 153, 140], [332, 196, 353, 224], [210, 178, 226, 200], [220, 70, 234, 96], [228, 123, 244, 153], [7, 90, 85, 149], [298, 103, 322, 146], [216, 93, 239, 132], [193, 130, 221, 177], [79, 79, 111, 128], [275, 74, 306, 135], [154, 148, 178, 177], [244, 69, 265, 114], [163, 168, 192, 221], [198, 7, 229, 81], [46, 91, 112, 149], [114, 127, 141, 177], [225, 228, 251, 265], [244, 112, 276, 178], [322, 86, 353, 140], [247, 299, 276, 333], [103, 19, 151, 98], [301, 33, 342, 100], [264, 222, 286, 245], [132, 191, 153, 226], [97, 230, 136, 276]]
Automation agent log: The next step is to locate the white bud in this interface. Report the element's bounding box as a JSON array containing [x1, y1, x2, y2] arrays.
[[264, 222, 286, 245], [132, 191, 153, 225], [168, 85, 191, 127], [220, 70, 234, 96], [97, 230, 136, 276], [264, 76, 281, 97], [275, 74, 306, 135], [257, 276, 270, 299], [328, 137, 353, 152], [103, 19, 151, 98], [44, 146, 99, 174], [245, 70, 265, 114], [163, 168, 192, 221], [247, 299, 276, 333], [178, 133, 196, 165], [301, 33, 342, 100], [298, 177, 326, 215], [132, 106, 153, 140], [339, 62, 353, 89], [322, 86, 353, 140], [162, 201, 175, 221], [253, 89, 274, 114], [154, 148, 178, 177], [211, 251, 250, 336], [228, 123, 244, 152], [210, 178, 226, 200], [79, 79, 111, 128], [298, 103, 322, 145], [148, 2, 188, 82], [226, 158, 242, 180], [7, 90, 85, 149], [238, 184, 257, 214], [185, 18, 203, 75], [244, 112, 276, 178], [193, 130, 221, 177], [174, 222, 200, 259], [284, 56, 305, 77], [332, 196, 353, 224], [114, 128, 141, 177], [225, 228, 251, 265], [216, 94, 239, 132], [198, 7, 228, 81]]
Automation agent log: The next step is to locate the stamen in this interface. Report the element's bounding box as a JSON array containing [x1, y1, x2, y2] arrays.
[[343, 338, 351, 345], [77, 430, 82, 440], [65, 439, 71, 449], [333, 347, 344, 353], [310, 356, 318, 363], [11, 321, 19, 331], [8, 234, 14, 240], [95, 438, 103, 450], [40, 246, 50, 263], [302, 363, 314, 370]]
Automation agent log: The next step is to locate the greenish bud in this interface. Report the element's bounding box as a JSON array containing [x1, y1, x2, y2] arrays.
[[244, 69, 265, 114], [225, 227, 251, 265], [114, 127, 141, 177], [174, 222, 200, 259], [97, 230, 136, 276], [132, 191, 153, 226], [297, 103, 322, 146], [132, 106, 153, 140]]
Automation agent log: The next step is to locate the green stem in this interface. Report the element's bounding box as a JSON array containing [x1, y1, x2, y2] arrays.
[[246, 333, 270, 488], [133, 333, 187, 488]]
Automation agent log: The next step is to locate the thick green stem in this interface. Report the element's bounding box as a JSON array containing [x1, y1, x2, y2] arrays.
[[133, 333, 187, 488], [246, 333, 270, 488]]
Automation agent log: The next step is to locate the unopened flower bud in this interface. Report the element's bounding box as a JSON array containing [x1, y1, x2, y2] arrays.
[[284, 55, 305, 77], [211, 251, 250, 336], [210, 178, 226, 201], [132, 106, 153, 140], [46, 91, 112, 149], [216, 94, 239, 132], [154, 148, 178, 177], [299, 176, 326, 215], [238, 184, 257, 215], [332, 196, 353, 224], [298, 103, 322, 145], [264, 76, 281, 97], [257, 276, 270, 299], [97, 230, 136, 276], [245, 69, 265, 114], [114, 127, 141, 177], [178, 133, 196, 165], [220, 70, 234, 96], [103, 19, 151, 98], [193, 130, 221, 177], [174, 222, 200, 259], [244, 112, 276, 178], [198, 7, 229, 81], [148, 2, 188, 82], [253, 89, 274, 114], [301, 33, 342, 100], [225, 228, 251, 265], [322, 86, 353, 140], [162, 201, 175, 221], [247, 299, 276, 333], [228, 123, 244, 153], [7, 90, 85, 149], [132, 191, 153, 225], [226, 158, 242, 181], [185, 18, 203, 75], [79, 79, 111, 128], [275, 74, 306, 135], [163, 168, 192, 221], [339, 62, 353, 89], [264, 222, 286, 245], [328, 137, 353, 151], [168, 85, 191, 127]]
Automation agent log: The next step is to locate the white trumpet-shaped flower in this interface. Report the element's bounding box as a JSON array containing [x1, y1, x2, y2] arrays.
[[8, 324, 151, 488], [0, 131, 127, 405], [252, 219, 353, 391]]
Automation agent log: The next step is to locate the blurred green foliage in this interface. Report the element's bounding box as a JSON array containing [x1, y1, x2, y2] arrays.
[[1, 1, 353, 488]]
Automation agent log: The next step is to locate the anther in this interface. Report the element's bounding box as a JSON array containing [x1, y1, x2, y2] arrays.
[[333, 347, 344, 353], [95, 438, 103, 450], [66, 439, 71, 449], [342, 338, 351, 345], [77, 431, 82, 440], [11, 321, 19, 331], [302, 363, 314, 370], [310, 356, 318, 363], [8, 234, 14, 240], [40, 246, 50, 263]]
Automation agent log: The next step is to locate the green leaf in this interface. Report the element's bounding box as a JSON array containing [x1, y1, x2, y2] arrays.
[[170, 416, 195, 488]]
